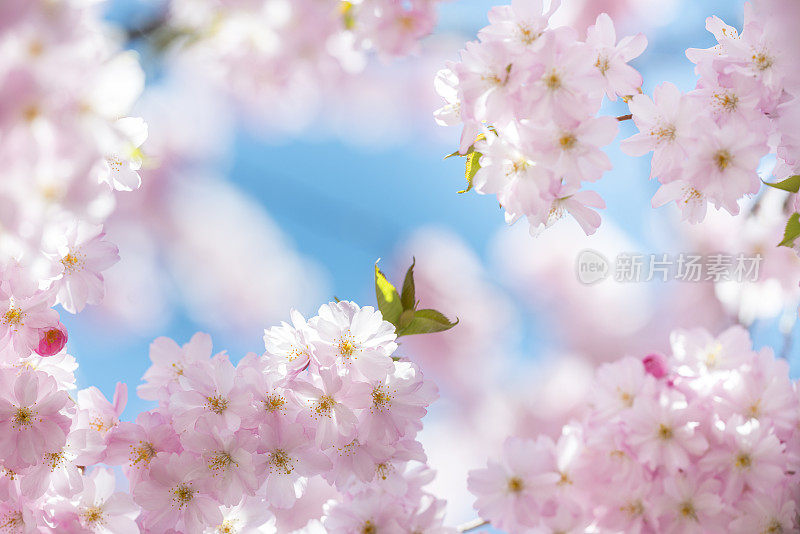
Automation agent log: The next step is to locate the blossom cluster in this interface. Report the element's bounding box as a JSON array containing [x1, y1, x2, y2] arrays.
[[468, 325, 800, 533], [622, 0, 800, 223], [0, 300, 450, 532], [435, 1, 646, 235], [0, 345, 139, 532], [0, 0, 146, 354], [167, 0, 442, 119], [121, 300, 446, 532]]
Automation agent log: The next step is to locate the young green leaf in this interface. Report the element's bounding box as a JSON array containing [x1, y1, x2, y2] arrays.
[[399, 308, 415, 330], [397, 309, 459, 337], [763, 175, 800, 193], [374, 261, 402, 326], [400, 258, 416, 311], [460, 149, 482, 194], [779, 213, 800, 248]]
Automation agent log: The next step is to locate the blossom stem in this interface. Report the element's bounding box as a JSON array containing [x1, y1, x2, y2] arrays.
[[616, 113, 633, 121], [457, 518, 489, 532]]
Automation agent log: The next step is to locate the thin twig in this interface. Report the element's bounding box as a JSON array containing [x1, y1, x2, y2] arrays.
[[457, 518, 489, 532], [616, 113, 633, 121]]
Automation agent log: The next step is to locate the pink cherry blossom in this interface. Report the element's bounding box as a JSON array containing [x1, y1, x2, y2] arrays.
[[134, 452, 223, 532], [0, 369, 71, 470], [138, 332, 213, 401], [311, 300, 397, 381], [467, 437, 561, 531], [46, 222, 120, 314], [256, 420, 332, 508]]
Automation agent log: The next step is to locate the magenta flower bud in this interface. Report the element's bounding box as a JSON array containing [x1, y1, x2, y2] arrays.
[[642, 353, 668, 379], [35, 323, 68, 357]]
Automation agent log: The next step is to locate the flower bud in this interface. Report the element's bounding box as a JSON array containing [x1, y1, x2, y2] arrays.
[[35, 323, 68, 357], [642, 352, 668, 379]]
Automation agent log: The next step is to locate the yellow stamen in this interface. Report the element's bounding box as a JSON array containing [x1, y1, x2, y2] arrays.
[[268, 449, 294, 474], [507, 476, 524, 493]]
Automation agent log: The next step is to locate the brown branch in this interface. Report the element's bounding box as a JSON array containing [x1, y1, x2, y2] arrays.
[[616, 113, 633, 122]]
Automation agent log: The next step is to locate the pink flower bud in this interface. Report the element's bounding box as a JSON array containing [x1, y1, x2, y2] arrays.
[[35, 323, 68, 357], [642, 352, 668, 379]]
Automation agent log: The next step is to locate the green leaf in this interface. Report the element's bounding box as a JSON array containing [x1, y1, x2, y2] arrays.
[[397, 309, 459, 337], [374, 261, 402, 326], [399, 309, 415, 330], [763, 175, 800, 193], [444, 133, 487, 193], [444, 144, 478, 160], [400, 258, 416, 311], [779, 213, 800, 247], [460, 150, 482, 194], [340, 1, 356, 30]]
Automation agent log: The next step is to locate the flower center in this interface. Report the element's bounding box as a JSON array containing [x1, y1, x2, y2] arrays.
[[217, 520, 238, 534], [268, 449, 294, 474], [371, 385, 391, 409], [89, 416, 112, 433], [22, 105, 39, 122], [653, 124, 676, 142], [517, 24, 540, 44], [735, 452, 752, 469], [595, 55, 611, 74], [205, 395, 229, 414], [287, 345, 308, 362], [12, 407, 34, 428], [507, 476, 524, 493], [747, 400, 761, 419], [61, 252, 85, 274], [171, 362, 184, 376], [2, 307, 24, 327], [544, 70, 562, 90], [0, 511, 24, 530], [559, 134, 577, 150], [45, 451, 66, 470], [715, 92, 739, 111], [82, 506, 104, 525], [679, 500, 698, 520], [616, 387, 634, 407], [657, 424, 674, 440], [338, 332, 358, 358], [547, 200, 567, 225], [265, 394, 286, 413], [681, 186, 704, 205], [315, 395, 336, 416], [130, 442, 157, 466], [209, 450, 237, 472], [764, 519, 784, 533], [375, 462, 393, 480], [621, 500, 644, 517], [106, 156, 125, 172], [172, 483, 195, 508], [44, 328, 62, 344], [713, 149, 732, 171], [361, 521, 377, 534], [752, 52, 774, 71]]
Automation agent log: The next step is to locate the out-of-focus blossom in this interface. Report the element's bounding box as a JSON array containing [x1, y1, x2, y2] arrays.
[[468, 326, 800, 532]]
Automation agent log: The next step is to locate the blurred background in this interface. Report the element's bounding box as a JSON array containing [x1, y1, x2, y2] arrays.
[[62, 0, 800, 524]]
